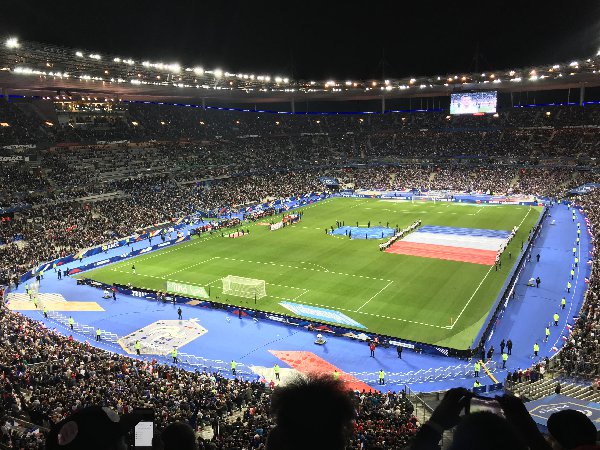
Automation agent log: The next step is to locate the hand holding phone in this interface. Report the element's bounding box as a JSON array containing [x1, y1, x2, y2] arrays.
[[466, 396, 505, 417]]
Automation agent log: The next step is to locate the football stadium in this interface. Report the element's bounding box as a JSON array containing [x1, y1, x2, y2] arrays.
[[1, 4, 600, 449]]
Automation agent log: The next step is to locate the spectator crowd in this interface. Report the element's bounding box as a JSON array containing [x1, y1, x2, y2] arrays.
[[0, 100, 600, 449]]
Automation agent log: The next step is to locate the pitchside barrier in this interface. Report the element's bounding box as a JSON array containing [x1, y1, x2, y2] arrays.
[[77, 276, 467, 359], [37, 307, 257, 379], [348, 361, 500, 386], [33, 289, 500, 386], [470, 207, 549, 355], [20, 221, 194, 283], [17, 190, 553, 359]]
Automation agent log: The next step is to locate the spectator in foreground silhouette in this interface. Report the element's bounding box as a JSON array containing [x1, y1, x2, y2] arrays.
[[46, 406, 142, 450], [157, 421, 198, 450], [266, 375, 355, 450], [410, 387, 551, 450], [547, 409, 598, 450]]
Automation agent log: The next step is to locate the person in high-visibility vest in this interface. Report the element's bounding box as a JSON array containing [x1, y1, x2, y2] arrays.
[[96, 328, 101, 341], [501, 352, 508, 369], [571, 269, 575, 280], [534, 343, 540, 357], [561, 297, 566, 309], [553, 313, 559, 326], [135, 340, 141, 355], [40, 270, 44, 280], [577, 222, 580, 229], [274, 364, 280, 381], [567, 281, 572, 293], [33, 297, 38, 309], [577, 228, 581, 236], [378, 369, 385, 385], [576, 237, 580, 246], [333, 370, 340, 380], [473, 380, 482, 389], [69, 316, 74, 330], [575, 257, 579, 267], [172, 347, 178, 363], [474, 361, 480, 378], [43, 306, 48, 318], [53, 263, 57, 272], [544, 327, 550, 342], [573, 247, 577, 256], [231, 360, 237, 375]]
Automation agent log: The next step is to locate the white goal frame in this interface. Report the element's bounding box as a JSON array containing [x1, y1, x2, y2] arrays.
[[222, 275, 267, 299]]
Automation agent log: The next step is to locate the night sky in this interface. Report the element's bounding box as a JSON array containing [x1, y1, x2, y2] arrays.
[[2, 1, 600, 81]]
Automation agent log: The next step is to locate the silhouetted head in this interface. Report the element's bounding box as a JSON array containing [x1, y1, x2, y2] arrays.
[[266, 375, 355, 450], [449, 411, 527, 450]]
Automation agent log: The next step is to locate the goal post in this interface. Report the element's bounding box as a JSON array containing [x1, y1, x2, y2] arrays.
[[222, 275, 267, 299]]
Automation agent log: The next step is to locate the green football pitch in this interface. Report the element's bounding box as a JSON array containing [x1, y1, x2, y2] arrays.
[[80, 198, 542, 349]]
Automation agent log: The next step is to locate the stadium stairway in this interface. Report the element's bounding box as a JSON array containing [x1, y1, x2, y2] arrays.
[[506, 376, 600, 402]]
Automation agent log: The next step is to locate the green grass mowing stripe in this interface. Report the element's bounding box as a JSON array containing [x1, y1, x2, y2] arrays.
[[81, 198, 543, 349]]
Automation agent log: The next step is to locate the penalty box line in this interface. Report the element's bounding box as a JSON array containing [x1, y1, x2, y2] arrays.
[[108, 267, 447, 329], [220, 257, 449, 328], [220, 256, 393, 283]]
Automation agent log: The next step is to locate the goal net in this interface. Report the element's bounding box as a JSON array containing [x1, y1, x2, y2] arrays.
[[222, 275, 267, 299]]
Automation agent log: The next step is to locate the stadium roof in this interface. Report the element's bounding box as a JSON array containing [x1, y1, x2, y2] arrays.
[[2, 37, 600, 104]]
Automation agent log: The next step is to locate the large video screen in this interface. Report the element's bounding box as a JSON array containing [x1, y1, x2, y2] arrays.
[[450, 91, 497, 115]]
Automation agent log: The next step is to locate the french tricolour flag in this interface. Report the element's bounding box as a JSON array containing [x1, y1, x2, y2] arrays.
[[385, 225, 511, 266]]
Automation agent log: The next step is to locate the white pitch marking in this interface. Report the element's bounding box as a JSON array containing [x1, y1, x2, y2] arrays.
[[355, 280, 394, 312]]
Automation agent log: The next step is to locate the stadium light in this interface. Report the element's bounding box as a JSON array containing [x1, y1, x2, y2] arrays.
[[5, 37, 19, 49], [75, 51, 83, 57], [214, 68, 223, 78]]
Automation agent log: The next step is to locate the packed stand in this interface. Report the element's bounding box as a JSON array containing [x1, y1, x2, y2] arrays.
[[0, 308, 420, 450], [557, 190, 600, 377]]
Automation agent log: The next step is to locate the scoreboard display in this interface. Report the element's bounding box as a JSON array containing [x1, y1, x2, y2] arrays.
[[450, 91, 497, 115]]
